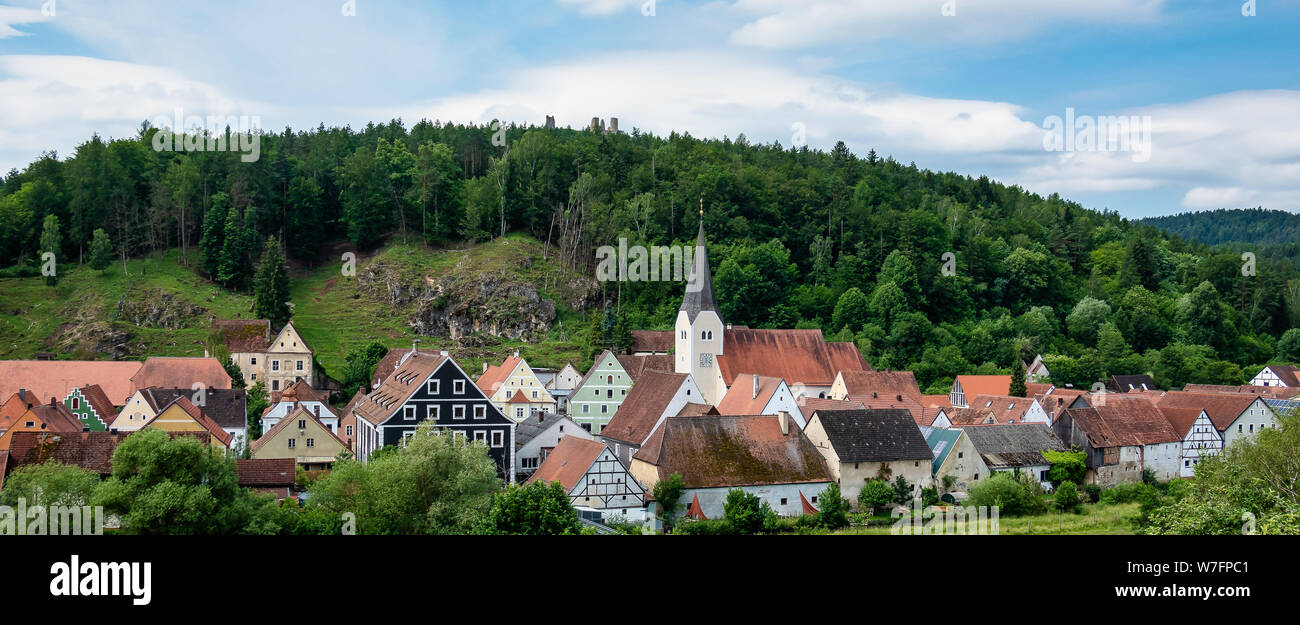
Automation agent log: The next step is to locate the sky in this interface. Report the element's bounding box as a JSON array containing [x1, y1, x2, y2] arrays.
[[1, 0, 1298, 218]]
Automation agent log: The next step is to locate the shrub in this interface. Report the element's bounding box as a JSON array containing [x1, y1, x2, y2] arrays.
[[920, 486, 940, 508], [858, 479, 895, 514], [1084, 484, 1102, 504], [892, 475, 913, 504], [1100, 482, 1158, 505], [1054, 481, 1083, 513], [966, 472, 1049, 516], [723, 488, 768, 535], [816, 482, 850, 529], [1043, 449, 1087, 488], [672, 518, 734, 535]]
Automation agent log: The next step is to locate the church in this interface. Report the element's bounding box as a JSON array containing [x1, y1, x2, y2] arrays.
[[643, 216, 872, 406]]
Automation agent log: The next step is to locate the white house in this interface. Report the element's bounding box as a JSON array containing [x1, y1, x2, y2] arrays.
[[526, 436, 646, 519], [1250, 365, 1298, 388], [476, 353, 557, 422], [261, 380, 338, 434], [1158, 405, 1222, 477], [716, 374, 807, 428]]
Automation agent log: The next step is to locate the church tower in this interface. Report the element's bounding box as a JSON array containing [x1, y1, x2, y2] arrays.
[[674, 201, 725, 404]]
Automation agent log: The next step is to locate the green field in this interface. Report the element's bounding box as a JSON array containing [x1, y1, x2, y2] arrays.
[[831, 503, 1140, 535], [0, 234, 591, 382]]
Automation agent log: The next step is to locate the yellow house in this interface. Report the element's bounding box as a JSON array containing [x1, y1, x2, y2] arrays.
[[143, 396, 233, 451], [476, 352, 556, 422], [250, 406, 349, 471], [209, 319, 315, 392]]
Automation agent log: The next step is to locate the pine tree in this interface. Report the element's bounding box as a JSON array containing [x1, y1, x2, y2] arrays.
[[39, 214, 61, 286], [199, 192, 229, 277], [88, 228, 113, 272], [253, 236, 292, 328], [1010, 361, 1028, 397], [217, 206, 245, 288]]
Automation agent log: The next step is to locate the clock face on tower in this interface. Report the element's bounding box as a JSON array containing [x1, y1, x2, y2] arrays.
[[699, 353, 713, 367]]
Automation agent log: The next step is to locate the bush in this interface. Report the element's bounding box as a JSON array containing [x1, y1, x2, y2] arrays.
[[1100, 482, 1158, 505], [723, 488, 769, 535], [966, 472, 1049, 517], [892, 475, 913, 504], [920, 486, 940, 508], [672, 518, 733, 535], [858, 479, 895, 514], [1054, 481, 1083, 514], [1084, 484, 1102, 504], [1043, 449, 1087, 488], [1142, 468, 1158, 486], [816, 482, 850, 529]]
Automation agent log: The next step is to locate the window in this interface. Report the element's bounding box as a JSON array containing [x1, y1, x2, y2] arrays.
[[453, 405, 466, 420], [296, 360, 304, 371], [958, 452, 963, 458], [346, 426, 353, 436], [307, 438, 315, 448], [71, 397, 79, 409], [272, 360, 280, 371], [607, 375, 613, 384], [428, 405, 440, 420], [427, 379, 440, 394], [251, 357, 257, 365], [523, 457, 539, 469], [606, 389, 613, 399], [601, 405, 608, 414], [474, 405, 486, 419], [251, 374, 258, 381], [288, 439, 297, 448], [581, 423, 592, 432], [25, 421, 34, 428], [473, 430, 487, 443], [454, 380, 465, 394], [298, 419, 306, 429], [516, 407, 525, 419], [491, 431, 504, 448], [532, 390, 538, 399], [505, 390, 513, 399], [272, 380, 280, 391], [403, 405, 416, 420]]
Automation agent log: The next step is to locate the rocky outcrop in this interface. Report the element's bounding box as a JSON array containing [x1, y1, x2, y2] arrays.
[[115, 289, 207, 329]]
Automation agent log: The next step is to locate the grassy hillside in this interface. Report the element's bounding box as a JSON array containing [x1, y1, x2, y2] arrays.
[[0, 233, 591, 381]]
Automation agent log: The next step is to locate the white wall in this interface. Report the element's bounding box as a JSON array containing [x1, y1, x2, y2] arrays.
[[678, 482, 833, 519]]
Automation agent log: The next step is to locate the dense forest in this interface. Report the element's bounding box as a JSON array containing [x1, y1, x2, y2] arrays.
[[1143, 208, 1300, 249], [2, 119, 1299, 394]]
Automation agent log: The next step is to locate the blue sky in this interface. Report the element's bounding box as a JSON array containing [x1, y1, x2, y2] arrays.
[[1, 0, 1298, 218]]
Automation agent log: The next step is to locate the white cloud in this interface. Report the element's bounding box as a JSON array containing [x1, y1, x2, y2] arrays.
[[556, 0, 647, 16], [397, 51, 1300, 212], [0, 55, 256, 170], [0, 4, 51, 38], [727, 0, 1165, 48]]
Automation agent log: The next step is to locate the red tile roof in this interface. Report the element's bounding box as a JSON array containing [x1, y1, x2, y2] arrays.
[[716, 374, 783, 416], [271, 379, 330, 404], [921, 395, 952, 408], [0, 360, 144, 406], [524, 436, 608, 492], [78, 384, 118, 427], [5, 430, 126, 475], [1063, 395, 1180, 448], [371, 349, 446, 388], [685, 493, 707, 520], [251, 406, 349, 454], [476, 355, 522, 396], [1156, 391, 1259, 431], [794, 397, 865, 426], [598, 370, 692, 445], [130, 357, 232, 393], [28, 400, 85, 433], [633, 414, 832, 489], [954, 375, 1011, 399], [1263, 365, 1299, 387], [716, 328, 870, 387], [150, 396, 234, 447], [631, 330, 673, 353], [957, 395, 1038, 425], [614, 354, 675, 382], [235, 458, 297, 487]]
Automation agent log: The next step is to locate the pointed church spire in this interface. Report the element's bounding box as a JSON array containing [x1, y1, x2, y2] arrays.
[[681, 197, 718, 322]]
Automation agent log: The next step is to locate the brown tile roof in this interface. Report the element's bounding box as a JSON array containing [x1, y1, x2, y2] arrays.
[[954, 375, 1011, 399], [631, 330, 673, 353], [476, 355, 522, 396], [28, 400, 85, 433], [149, 396, 234, 447], [212, 319, 271, 353], [1263, 365, 1299, 387], [78, 384, 118, 426], [354, 352, 449, 426], [794, 397, 865, 426], [675, 403, 720, 417], [0, 360, 144, 406], [141, 387, 247, 430], [919, 405, 947, 427], [614, 354, 675, 382], [716, 374, 783, 416], [524, 436, 608, 491], [271, 379, 330, 404], [1025, 382, 1054, 396], [1156, 404, 1204, 438], [921, 395, 952, 408], [1036, 389, 1088, 421], [958, 395, 1037, 425], [716, 328, 870, 387], [371, 349, 445, 388], [1182, 384, 1300, 399], [5, 430, 126, 475], [130, 357, 232, 393], [1, 392, 32, 432], [1062, 395, 1180, 448], [337, 388, 365, 449], [235, 458, 297, 487], [1156, 391, 1258, 431], [633, 414, 832, 489], [838, 370, 922, 399], [598, 370, 691, 445]]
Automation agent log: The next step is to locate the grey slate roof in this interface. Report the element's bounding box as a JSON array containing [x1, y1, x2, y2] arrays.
[[143, 387, 248, 430], [1110, 374, 1157, 392], [959, 424, 1068, 468], [812, 408, 931, 463], [514, 412, 581, 449], [679, 220, 718, 323]]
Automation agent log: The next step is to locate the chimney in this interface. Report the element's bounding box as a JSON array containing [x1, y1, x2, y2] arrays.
[[440, 350, 449, 357], [514, 349, 520, 358], [482, 362, 488, 373], [752, 374, 759, 399], [896, 394, 902, 402], [777, 411, 790, 436], [411, 339, 421, 356]]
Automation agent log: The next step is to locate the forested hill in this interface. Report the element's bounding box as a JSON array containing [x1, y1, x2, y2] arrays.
[[2, 119, 1299, 395], [1141, 208, 1300, 248]]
